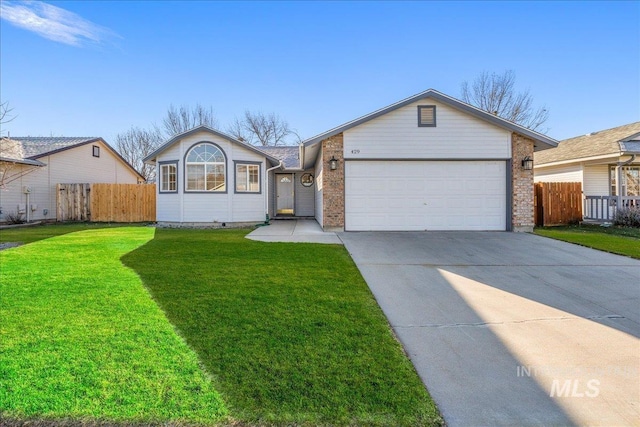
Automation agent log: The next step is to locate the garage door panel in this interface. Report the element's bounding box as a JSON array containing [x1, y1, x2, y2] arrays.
[[345, 160, 506, 231]]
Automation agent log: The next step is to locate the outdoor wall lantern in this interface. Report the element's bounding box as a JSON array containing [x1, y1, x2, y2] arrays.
[[329, 156, 339, 171], [521, 156, 533, 171]]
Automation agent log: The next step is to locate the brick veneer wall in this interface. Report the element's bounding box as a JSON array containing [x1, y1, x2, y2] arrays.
[[511, 132, 535, 232], [321, 133, 345, 231]]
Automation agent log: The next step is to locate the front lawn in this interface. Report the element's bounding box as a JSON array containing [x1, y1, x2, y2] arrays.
[[1, 226, 441, 426], [534, 224, 640, 259], [122, 228, 441, 426], [0, 227, 227, 424]]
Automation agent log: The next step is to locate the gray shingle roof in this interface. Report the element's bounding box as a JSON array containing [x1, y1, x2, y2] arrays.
[[1, 136, 144, 179], [535, 122, 640, 165], [9, 137, 99, 158], [256, 146, 300, 169]]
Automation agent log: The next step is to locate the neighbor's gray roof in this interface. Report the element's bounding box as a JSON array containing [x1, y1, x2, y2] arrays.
[[302, 88, 559, 151], [535, 122, 640, 165], [256, 146, 300, 169], [0, 156, 46, 166], [3, 136, 144, 179], [9, 137, 100, 158]]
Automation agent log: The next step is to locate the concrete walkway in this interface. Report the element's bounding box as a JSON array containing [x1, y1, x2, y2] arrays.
[[340, 231, 640, 427], [246, 219, 342, 244]]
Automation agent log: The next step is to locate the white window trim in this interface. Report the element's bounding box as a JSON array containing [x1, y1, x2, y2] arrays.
[[184, 143, 227, 193]]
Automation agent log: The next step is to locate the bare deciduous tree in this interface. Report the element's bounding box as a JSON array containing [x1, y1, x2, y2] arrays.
[[115, 104, 218, 181], [0, 101, 16, 136], [461, 70, 549, 133], [115, 126, 163, 181], [227, 111, 297, 146], [0, 102, 29, 189], [162, 103, 217, 137]]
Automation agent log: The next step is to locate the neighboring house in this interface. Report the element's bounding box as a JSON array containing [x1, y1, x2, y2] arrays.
[[0, 137, 144, 222], [144, 89, 558, 232], [534, 122, 640, 221]]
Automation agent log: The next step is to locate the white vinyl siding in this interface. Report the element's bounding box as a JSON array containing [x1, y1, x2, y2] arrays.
[[583, 165, 610, 196], [155, 130, 268, 223], [534, 164, 583, 184], [345, 160, 506, 231], [343, 99, 511, 160], [0, 140, 139, 222], [157, 193, 181, 222]]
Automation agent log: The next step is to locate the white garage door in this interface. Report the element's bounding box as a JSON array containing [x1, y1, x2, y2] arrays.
[[345, 160, 507, 231]]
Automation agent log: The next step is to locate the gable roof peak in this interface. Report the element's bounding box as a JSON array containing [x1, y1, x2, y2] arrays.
[[302, 88, 557, 150]]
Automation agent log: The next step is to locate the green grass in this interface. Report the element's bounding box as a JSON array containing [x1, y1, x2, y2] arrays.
[[121, 228, 441, 426], [0, 227, 227, 424], [0, 222, 146, 245], [1, 226, 441, 426], [535, 224, 640, 259]]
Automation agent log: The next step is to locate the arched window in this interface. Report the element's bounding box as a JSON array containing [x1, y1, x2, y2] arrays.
[[185, 143, 226, 191]]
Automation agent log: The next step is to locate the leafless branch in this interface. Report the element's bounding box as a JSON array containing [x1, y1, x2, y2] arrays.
[[115, 126, 163, 181], [0, 101, 16, 136], [162, 104, 218, 137], [461, 70, 549, 133], [230, 111, 293, 146]]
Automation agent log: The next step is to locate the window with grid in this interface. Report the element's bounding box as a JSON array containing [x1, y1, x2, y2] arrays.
[[160, 163, 177, 192], [236, 163, 260, 193], [610, 165, 640, 196], [185, 143, 226, 192]]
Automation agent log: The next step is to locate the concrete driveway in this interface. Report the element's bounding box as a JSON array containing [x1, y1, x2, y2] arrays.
[[340, 232, 640, 427]]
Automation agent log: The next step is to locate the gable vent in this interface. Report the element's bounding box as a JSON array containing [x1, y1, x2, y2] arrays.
[[418, 105, 436, 127]]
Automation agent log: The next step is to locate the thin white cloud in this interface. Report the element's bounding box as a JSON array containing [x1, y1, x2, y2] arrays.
[[0, 0, 119, 47]]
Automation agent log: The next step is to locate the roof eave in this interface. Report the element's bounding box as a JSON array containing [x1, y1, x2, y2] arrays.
[[534, 153, 629, 168], [302, 89, 558, 150], [23, 137, 144, 180], [143, 125, 280, 165], [26, 137, 102, 159], [0, 156, 46, 166]]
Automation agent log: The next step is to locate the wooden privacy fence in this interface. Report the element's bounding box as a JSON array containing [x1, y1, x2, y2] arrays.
[[57, 183, 91, 221], [534, 182, 582, 226], [57, 183, 156, 222]]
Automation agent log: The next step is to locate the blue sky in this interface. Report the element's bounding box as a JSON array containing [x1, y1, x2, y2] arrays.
[[1, 1, 638, 144]]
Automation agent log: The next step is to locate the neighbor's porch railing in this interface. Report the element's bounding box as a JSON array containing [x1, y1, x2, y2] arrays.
[[583, 196, 640, 221]]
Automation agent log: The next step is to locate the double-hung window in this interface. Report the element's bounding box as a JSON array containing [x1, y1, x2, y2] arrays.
[[159, 162, 177, 192], [235, 163, 261, 193], [610, 165, 640, 196]]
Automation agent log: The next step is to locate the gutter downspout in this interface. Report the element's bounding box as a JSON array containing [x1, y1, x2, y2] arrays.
[[264, 161, 284, 222], [616, 154, 636, 209]]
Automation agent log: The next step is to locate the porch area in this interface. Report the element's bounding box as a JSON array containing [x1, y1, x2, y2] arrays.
[[246, 219, 342, 244], [583, 196, 640, 222]]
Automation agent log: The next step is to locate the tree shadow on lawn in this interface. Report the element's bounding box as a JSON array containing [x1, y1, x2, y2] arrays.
[[0, 222, 148, 245], [121, 228, 443, 426]]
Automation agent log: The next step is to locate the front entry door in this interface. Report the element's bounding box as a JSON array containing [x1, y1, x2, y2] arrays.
[[276, 174, 294, 215]]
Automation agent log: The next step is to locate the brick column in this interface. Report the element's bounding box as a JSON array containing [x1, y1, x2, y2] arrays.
[[322, 133, 345, 231], [511, 133, 535, 232]]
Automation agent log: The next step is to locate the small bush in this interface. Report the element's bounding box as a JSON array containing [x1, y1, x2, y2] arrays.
[[3, 211, 25, 225], [614, 206, 640, 228]]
